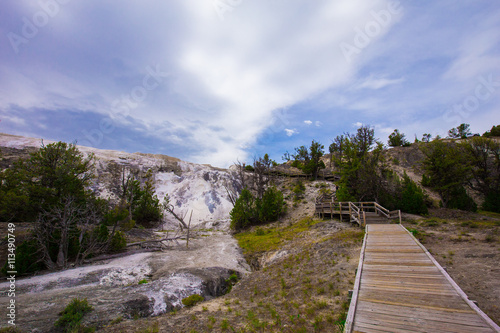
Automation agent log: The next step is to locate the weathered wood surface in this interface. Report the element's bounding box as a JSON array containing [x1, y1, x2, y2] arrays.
[[345, 224, 500, 333]]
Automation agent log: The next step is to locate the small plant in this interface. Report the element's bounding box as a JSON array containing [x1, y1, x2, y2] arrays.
[[221, 319, 230, 330], [182, 294, 204, 307], [138, 322, 159, 333], [280, 277, 287, 290], [225, 272, 239, 293], [110, 231, 127, 252], [109, 316, 123, 325], [138, 279, 148, 284], [54, 298, 93, 332], [408, 228, 419, 236]]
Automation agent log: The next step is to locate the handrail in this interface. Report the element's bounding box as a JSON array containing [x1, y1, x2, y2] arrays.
[[315, 200, 402, 224], [349, 202, 362, 226]]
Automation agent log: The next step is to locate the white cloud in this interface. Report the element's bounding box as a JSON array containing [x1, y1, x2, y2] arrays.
[[175, 0, 395, 165], [356, 75, 405, 90], [315, 121, 322, 127], [284, 129, 298, 137], [304, 120, 313, 125], [353, 121, 363, 127]]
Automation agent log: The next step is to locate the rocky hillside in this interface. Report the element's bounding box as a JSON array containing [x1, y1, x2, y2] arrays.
[[0, 133, 238, 227]]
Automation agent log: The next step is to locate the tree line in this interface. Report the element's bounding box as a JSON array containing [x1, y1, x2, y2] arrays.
[[235, 122, 500, 228]]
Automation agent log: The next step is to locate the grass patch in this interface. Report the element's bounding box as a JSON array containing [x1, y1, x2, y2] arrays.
[[235, 217, 322, 254], [182, 294, 204, 307], [478, 211, 500, 220]]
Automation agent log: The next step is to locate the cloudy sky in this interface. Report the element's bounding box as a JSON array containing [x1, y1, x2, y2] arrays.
[[1, 1, 499, 167]]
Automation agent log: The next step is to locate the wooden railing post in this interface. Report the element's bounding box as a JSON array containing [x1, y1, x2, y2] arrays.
[[349, 202, 352, 223], [340, 203, 343, 222]]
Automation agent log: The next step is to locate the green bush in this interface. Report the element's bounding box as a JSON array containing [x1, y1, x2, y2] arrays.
[[230, 188, 255, 230], [54, 298, 93, 332], [446, 186, 477, 212], [292, 180, 305, 201], [257, 186, 286, 223], [244, 165, 255, 172], [109, 231, 127, 252], [482, 190, 500, 213], [230, 187, 286, 231], [399, 173, 428, 215], [225, 273, 239, 293], [182, 294, 204, 307], [421, 174, 431, 187]]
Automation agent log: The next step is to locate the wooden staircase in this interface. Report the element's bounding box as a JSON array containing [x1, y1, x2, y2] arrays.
[[363, 211, 390, 224], [315, 198, 400, 226]]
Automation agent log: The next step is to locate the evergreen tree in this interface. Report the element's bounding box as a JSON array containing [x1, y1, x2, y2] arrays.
[[448, 123, 471, 139], [388, 129, 410, 147], [422, 140, 476, 211]]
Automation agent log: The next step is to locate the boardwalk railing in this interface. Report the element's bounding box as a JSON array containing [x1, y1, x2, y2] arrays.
[[315, 200, 401, 226]]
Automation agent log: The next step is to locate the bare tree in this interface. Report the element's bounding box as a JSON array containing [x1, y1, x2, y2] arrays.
[[234, 159, 247, 190], [162, 195, 188, 230]]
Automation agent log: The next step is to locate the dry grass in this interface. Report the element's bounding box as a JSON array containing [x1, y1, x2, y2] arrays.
[[103, 218, 363, 332]]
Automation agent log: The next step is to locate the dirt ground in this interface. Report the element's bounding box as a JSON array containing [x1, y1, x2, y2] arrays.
[[103, 219, 363, 333], [401, 208, 500, 326], [102, 207, 500, 333]]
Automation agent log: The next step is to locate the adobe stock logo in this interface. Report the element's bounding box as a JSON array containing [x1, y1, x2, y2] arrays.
[[339, 1, 402, 63], [6, 0, 72, 54], [213, 0, 244, 21], [442, 74, 500, 127]]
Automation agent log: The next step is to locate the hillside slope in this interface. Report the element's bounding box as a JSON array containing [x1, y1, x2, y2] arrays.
[[0, 133, 237, 226]]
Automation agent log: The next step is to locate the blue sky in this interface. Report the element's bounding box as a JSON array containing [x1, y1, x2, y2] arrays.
[[1, 1, 499, 167]]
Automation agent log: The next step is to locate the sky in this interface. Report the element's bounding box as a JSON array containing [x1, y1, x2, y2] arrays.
[[1, 1, 499, 168]]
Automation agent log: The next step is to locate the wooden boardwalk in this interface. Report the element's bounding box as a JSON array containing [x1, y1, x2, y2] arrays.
[[345, 224, 500, 333]]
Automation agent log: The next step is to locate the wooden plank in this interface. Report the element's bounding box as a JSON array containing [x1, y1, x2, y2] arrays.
[[361, 285, 457, 297], [356, 301, 492, 327], [357, 298, 476, 314], [358, 291, 471, 311], [355, 311, 494, 333]]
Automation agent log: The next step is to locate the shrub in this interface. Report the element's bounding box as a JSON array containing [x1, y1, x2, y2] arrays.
[[257, 186, 286, 223], [421, 174, 431, 187], [182, 294, 204, 307], [292, 180, 305, 201], [244, 165, 255, 172], [109, 231, 127, 252], [54, 298, 93, 332], [225, 272, 239, 293], [230, 187, 285, 231], [399, 173, 428, 215], [482, 190, 500, 213], [230, 188, 255, 230], [446, 186, 477, 212]]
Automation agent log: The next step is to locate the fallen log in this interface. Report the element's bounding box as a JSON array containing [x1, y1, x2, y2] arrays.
[[126, 236, 183, 248]]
